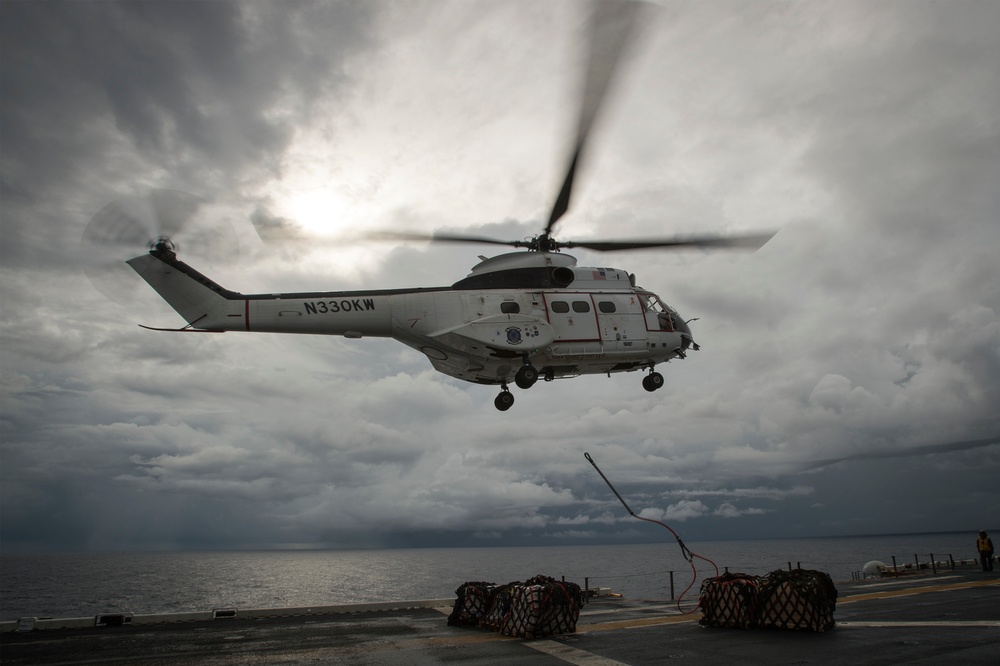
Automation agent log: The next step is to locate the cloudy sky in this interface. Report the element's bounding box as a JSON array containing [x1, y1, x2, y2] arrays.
[[2, 0, 998, 553]]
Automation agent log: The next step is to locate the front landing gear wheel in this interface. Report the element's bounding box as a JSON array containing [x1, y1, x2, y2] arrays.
[[495, 390, 515, 411], [515, 364, 538, 389], [642, 372, 664, 392]]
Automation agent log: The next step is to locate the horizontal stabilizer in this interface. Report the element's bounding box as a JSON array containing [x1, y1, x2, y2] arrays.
[[138, 322, 225, 333]]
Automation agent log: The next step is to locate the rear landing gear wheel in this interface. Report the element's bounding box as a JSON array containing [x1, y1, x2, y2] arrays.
[[495, 390, 514, 411], [642, 372, 664, 392], [515, 364, 538, 389]]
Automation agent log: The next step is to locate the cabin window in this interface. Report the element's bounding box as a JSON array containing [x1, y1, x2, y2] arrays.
[[500, 302, 520, 314], [550, 301, 570, 313], [598, 301, 616, 313], [572, 301, 591, 313]]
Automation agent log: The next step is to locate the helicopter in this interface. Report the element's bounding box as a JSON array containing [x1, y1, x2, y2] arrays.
[[86, 2, 775, 411]]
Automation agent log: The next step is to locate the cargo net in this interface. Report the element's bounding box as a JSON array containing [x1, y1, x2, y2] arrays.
[[758, 569, 837, 632], [447, 581, 497, 627], [450, 575, 584, 639], [699, 569, 837, 633], [698, 573, 760, 629]]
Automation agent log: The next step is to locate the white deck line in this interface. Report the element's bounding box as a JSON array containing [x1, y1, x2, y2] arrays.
[[1, 598, 455, 633]]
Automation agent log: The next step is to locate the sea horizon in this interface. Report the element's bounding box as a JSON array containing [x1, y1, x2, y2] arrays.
[[2, 530, 990, 621], [2, 527, 991, 555]]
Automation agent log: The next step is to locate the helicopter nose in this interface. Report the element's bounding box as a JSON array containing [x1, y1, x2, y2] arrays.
[[673, 315, 692, 337], [672, 314, 698, 352]]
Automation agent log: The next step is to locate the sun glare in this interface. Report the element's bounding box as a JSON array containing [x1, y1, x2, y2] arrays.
[[282, 187, 354, 238], [264, 185, 398, 283]]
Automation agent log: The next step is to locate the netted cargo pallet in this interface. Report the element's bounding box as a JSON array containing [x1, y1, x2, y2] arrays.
[[479, 582, 517, 632], [698, 573, 760, 629], [451, 575, 584, 639], [447, 581, 496, 627], [758, 569, 837, 632], [497, 576, 584, 639], [699, 569, 838, 633]]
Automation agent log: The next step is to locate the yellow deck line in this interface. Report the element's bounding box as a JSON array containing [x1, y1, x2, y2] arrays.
[[839, 577, 999, 604], [574, 577, 998, 633], [576, 613, 702, 633], [423, 577, 998, 647]]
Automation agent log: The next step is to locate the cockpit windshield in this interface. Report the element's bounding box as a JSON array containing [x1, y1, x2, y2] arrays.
[[639, 293, 656, 312], [639, 292, 679, 332], [640, 292, 674, 314]]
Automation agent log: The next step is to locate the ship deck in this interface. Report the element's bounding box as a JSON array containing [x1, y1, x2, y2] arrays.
[[2, 569, 997, 665]]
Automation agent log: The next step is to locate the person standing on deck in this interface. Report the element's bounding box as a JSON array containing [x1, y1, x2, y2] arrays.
[[977, 530, 994, 571]]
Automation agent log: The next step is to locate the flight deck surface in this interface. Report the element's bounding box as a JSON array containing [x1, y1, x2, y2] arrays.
[[2, 569, 997, 665]]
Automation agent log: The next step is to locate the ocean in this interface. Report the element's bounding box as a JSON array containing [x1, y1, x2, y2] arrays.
[[0, 532, 984, 621]]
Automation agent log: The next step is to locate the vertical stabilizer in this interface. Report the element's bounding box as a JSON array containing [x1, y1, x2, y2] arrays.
[[127, 251, 235, 327]]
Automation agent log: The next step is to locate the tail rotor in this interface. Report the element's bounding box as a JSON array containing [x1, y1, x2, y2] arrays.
[[81, 189, 238, 304]]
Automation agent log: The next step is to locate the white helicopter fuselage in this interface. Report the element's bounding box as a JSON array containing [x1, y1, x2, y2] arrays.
[[128, 247, 695, 406], [100, 1, 780, 411]]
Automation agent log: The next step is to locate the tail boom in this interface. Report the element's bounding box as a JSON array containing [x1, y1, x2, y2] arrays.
[[127, 250, 395, 337]]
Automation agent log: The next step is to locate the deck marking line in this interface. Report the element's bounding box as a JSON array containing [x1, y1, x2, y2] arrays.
[[577, 613, 701, 633], [840, 578, 998, 604], [417, 614, 701, 650], [581, 603, 681, 616], [526, 639, 631, 665], [856, 575, 962, 589], [422, 632, 520, 647], [837, 621, 1000, 628]]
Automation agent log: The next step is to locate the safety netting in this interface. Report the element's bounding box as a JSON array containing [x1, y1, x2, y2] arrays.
[[447, 581, 497, 627], [449, 575, 585, 639], [699, 569, 837, 633], [758, 569, 837, 632], [698, 573, 760, 629]]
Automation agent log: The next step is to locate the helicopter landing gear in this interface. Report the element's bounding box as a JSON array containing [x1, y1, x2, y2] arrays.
[[495, 363, 537, 411], [514, 362, 538, 389], [494, 385, 515, 411], [642, 371, 664, 392]]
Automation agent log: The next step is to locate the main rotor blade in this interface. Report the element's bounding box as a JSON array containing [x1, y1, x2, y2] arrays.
[[365, 230, 524, 247], [565, 232, 778, 252], [547, 1, 642, 235], [800, 437, 999, 472]]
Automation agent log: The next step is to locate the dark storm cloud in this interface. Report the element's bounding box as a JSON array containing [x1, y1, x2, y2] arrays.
[[1, 0, 999, 552], [0, 0, 376, 264]]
